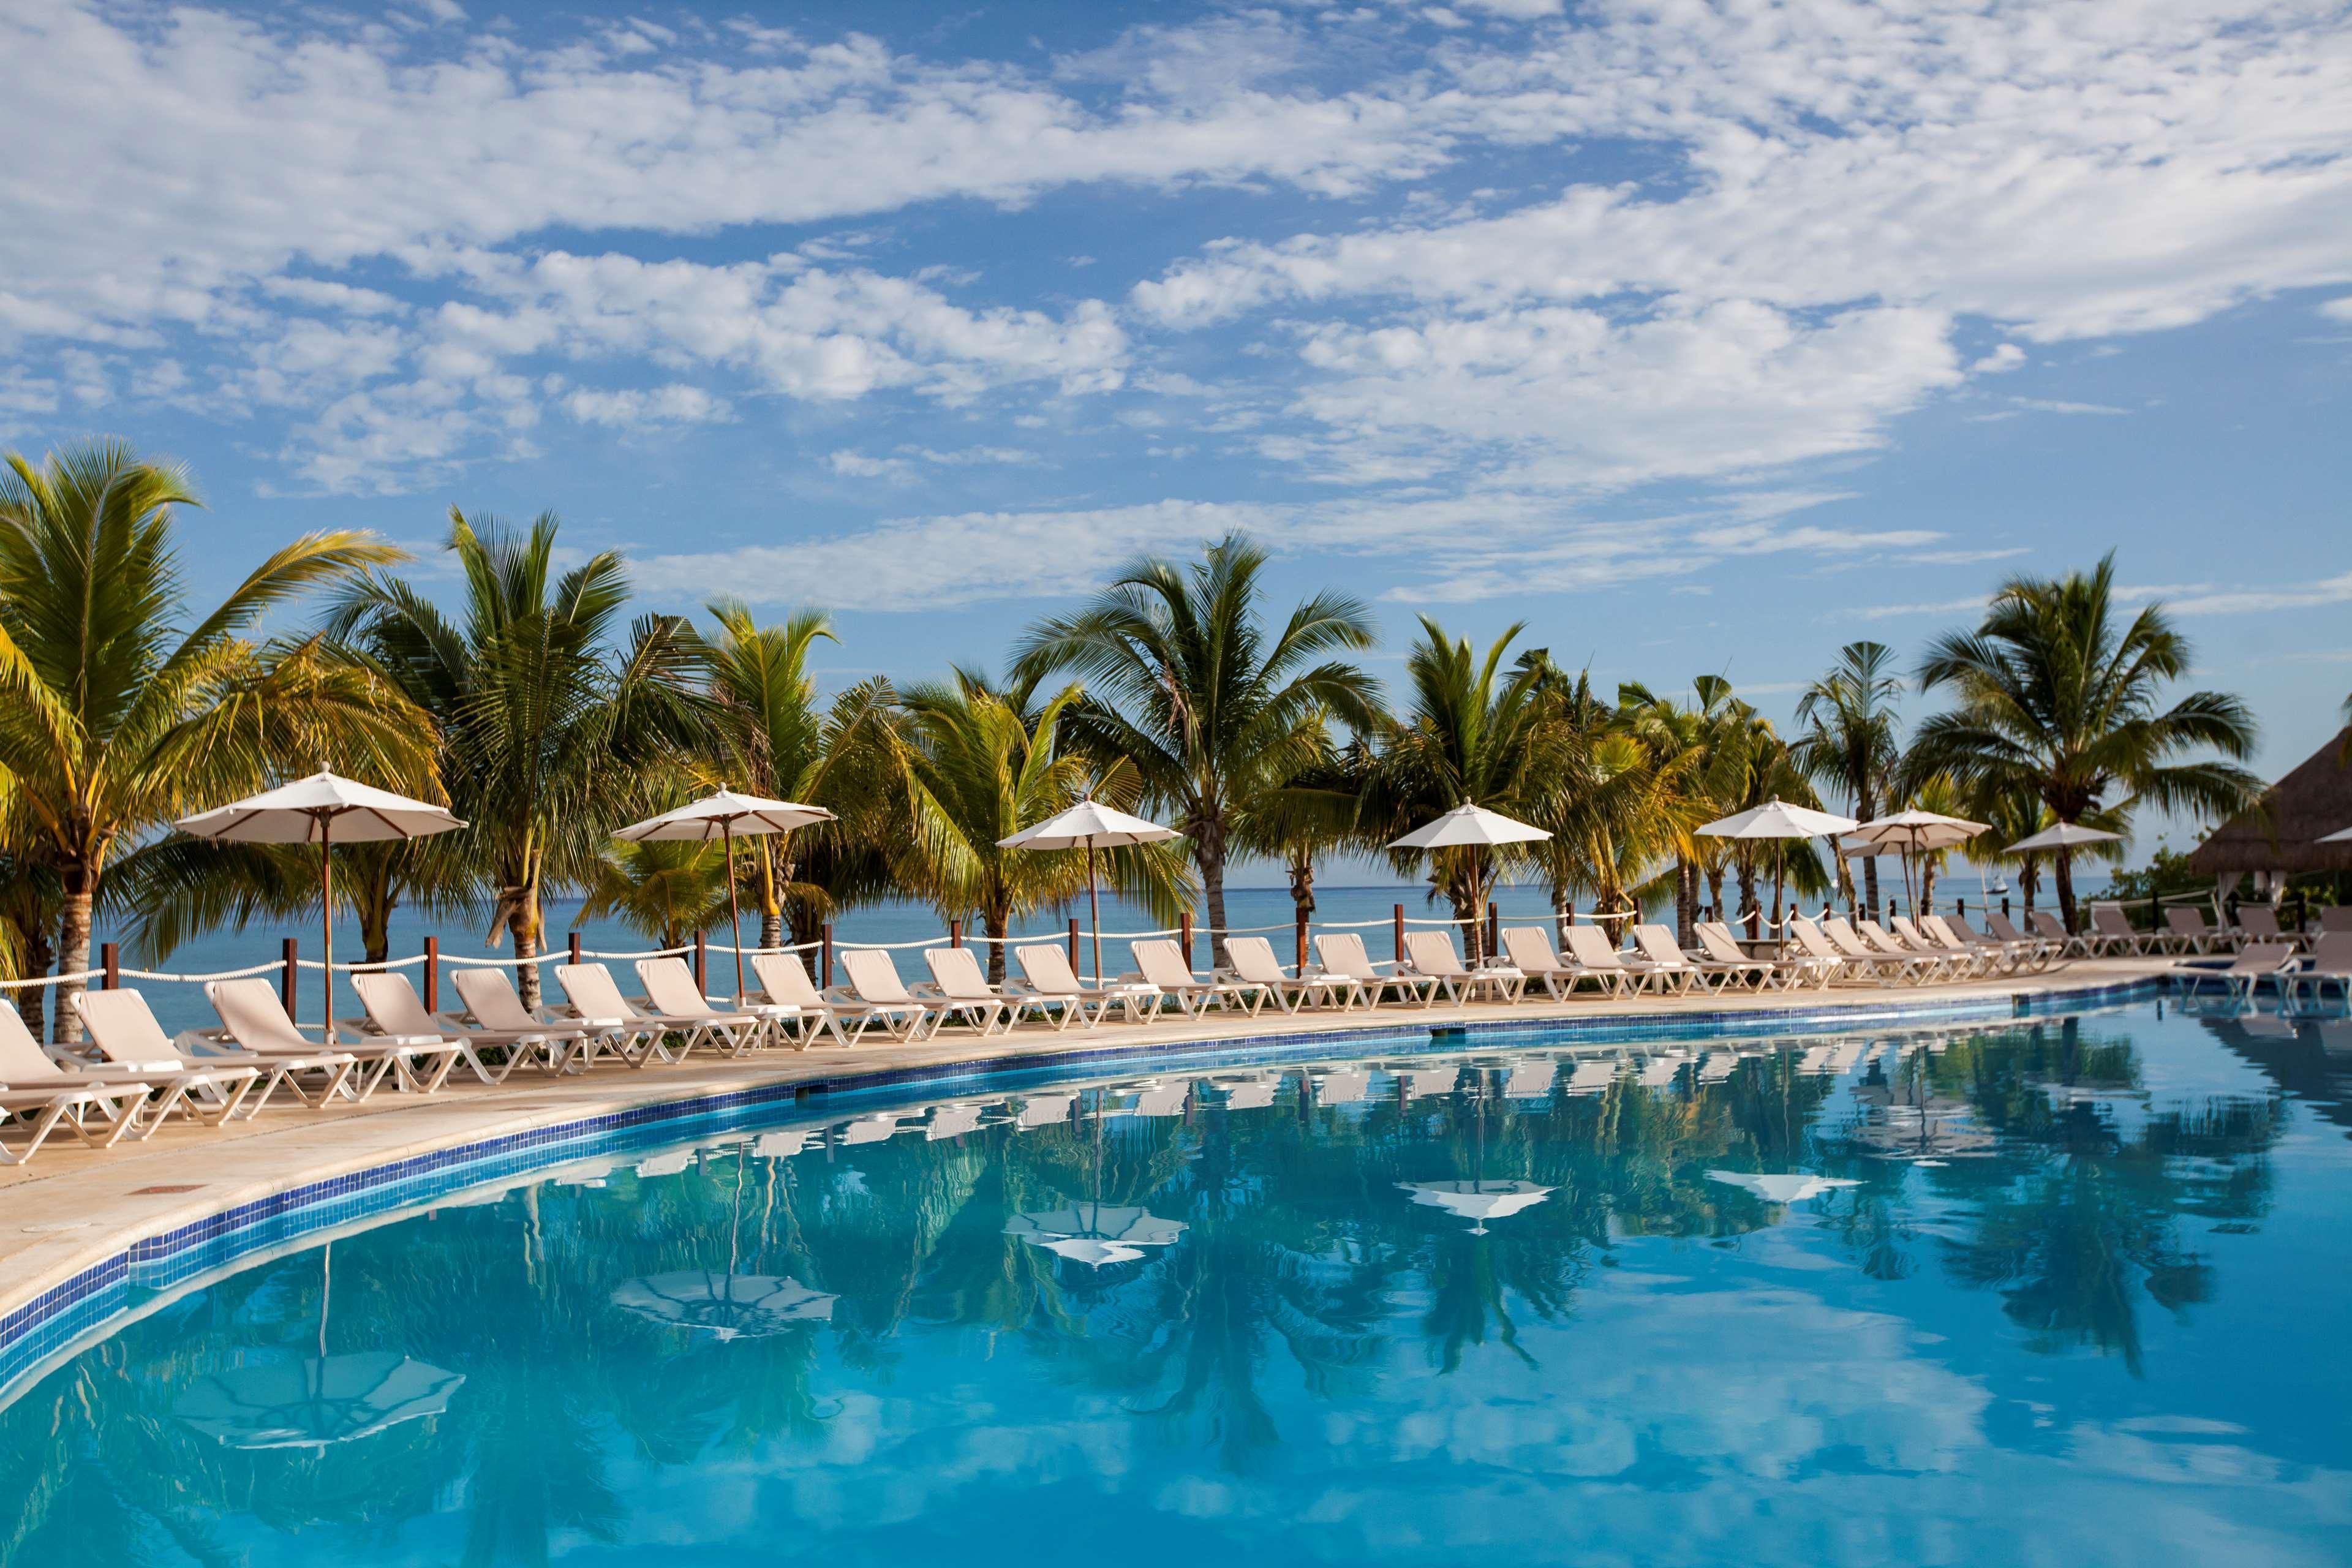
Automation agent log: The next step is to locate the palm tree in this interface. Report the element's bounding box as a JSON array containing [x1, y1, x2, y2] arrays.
[[1362, 620, 1567, 962], [1237, 737, 1366, 963], [326, 509, 706, 1006], [1619, 676, 1760, 943], [892, 671, 1190, 983], [0, 440, 424, 1040], [1793, 641, 1905, 917], [1909, 555, 2262, 933], [578, 833, 731, 952], [1013, 533, 1379, 965]]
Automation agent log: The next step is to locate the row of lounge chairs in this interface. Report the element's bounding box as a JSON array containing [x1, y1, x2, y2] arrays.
[[2081, 902, 2352, 956]]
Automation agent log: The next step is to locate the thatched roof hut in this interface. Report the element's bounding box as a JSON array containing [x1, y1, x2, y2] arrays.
[[2188, 728, 2352, 876]]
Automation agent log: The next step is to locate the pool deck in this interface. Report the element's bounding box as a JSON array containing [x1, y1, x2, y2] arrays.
[[0, 956, 2177, 1333]]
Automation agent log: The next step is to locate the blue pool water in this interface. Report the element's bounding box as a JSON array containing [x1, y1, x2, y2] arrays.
[[4, 999, 2350, 1566]]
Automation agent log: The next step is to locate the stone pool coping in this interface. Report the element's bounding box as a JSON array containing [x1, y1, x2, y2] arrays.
[[0, 957, 2177, 1392]]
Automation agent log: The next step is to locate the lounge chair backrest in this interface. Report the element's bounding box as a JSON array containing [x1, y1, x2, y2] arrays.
[[1822, 918, 1872, 956], [555, 963, 639, 1022], [2029, 910, 2070, 942], [451, 968, 541, 1030], [352, 973, 439, 1036], [1790, 919, 1842, 961], [1986, 911, 2031, 944], [1632, 925, 1687, 967], [1921, 915, 1967, 948], [1501, 925, 1561, 973], [1313, 932, 1377, 981], [1856, 921, 1910, 956], [73, 988, 186, 1066], [1016, 943, 1086, 996], [750, 952, 824, 1009], [2311, 932, 2352, 973], [1696, 924, 1749, 965], [2237, 906, 2282, 939], [840, 948, 916, 1003], [2166, 908, 2209, 939], [1131, 939, 1197, 989], [1891, 916, 1946, 951], [2233, 943, 2295, 974], [637, 957, 717, 1017], [1222, 936, 1286, 984], [208, 978, 316, 1052], [2092, 906, 2135, 938], [2323, 906, 2352, 933], [1563, 924, 1628, 970], [0, 1005, 64, 1081], [1404, 930, 1467, 978], [924, 945, 995, 999]]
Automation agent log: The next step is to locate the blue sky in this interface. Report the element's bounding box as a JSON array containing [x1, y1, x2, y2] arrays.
[[4, 0, 2349, 871]]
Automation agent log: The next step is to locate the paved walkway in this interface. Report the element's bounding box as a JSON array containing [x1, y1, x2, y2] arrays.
[[0, 957, 2173, 1327]]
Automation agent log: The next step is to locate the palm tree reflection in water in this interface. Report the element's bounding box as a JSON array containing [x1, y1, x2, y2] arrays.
[[0, 1012, 2291, 1564]]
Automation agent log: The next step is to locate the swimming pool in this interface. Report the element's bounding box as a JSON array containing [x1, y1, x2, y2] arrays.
[[4, 998, 2347, 1566]]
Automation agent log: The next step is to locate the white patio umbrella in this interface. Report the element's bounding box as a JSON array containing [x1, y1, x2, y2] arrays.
[[1706, 1170, 1860, 1208], [2316, 825, 2352, 844], [1396, 1179, 1553, 1235], [1006, 1205, 1188, 1268], [1388, 802, 1551, 965], [998, 798, 1180, 986], [177, 772, 465, 1043], [1696, 799, 1859, 953], [1841, 809, 1989, 914], [2004, 823, 2123, 853], [615, 788, 835, 1003], [611, 1271, 837, 1341]]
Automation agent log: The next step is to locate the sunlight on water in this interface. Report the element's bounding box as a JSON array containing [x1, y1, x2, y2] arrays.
[[5, 1000, 2350, 1567]]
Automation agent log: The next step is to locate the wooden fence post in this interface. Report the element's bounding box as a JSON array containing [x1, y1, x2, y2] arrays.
[[1067, 917, 1079, 970], [568, 930, 583, 966], [694, 930, 707, 992], [949, 919, 962, 948], [1486, 905, 1499, 966], [282, 937, 299, 1020], [1393, 903, 1405, 965], [100, 941, 118, 990], [1180, 910, 1193, 965], [822, 922, 835, 989]]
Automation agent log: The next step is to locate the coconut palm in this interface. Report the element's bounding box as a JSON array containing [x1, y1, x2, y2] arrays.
[[1619, 677, 1762, 943], [1908, 555, 2261, 932], [1237, 737, 1367, 960], [1362, 620, 1570, 960], [579, 837, 731, 952], [0, 440, 426, 1040], [1012, 533, 1379, 965], [1793, 641, 1906, 917], [325, 508, 706, 1006], [891, 671, 1190, 983]]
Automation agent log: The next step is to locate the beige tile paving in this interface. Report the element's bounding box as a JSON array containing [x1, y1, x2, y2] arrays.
[[0, 957, 2173, 1324]]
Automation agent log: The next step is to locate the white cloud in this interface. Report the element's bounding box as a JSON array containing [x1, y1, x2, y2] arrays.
[[2010, 398, 2130, 416], [2161, 570, 2352, 616], [562, 383, 733, 428], [2323, 297, 2352, 322]]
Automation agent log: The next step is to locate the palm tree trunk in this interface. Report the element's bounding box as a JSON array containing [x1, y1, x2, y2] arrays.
[[511, 899, 543, 1010], [1920, 861, 1938, 916], [13, 922, 51, 1042], [756, 842, 783, 950], [1736, 861, 1759, 939], [1705, 865, 1724, 928], [1196, 818, 1232, 970], [1554, 893, 1574, 949], [984, 910, 1009, 986], [2054, 848, 2078, 935], [53, 875, 93, 1045]]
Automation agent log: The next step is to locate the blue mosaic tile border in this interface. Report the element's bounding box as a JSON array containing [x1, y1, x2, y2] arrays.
[[0, 975, 2168, 1396]]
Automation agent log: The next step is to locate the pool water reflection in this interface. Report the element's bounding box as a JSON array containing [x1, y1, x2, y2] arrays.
[[6, 1001, 2351, 1567]]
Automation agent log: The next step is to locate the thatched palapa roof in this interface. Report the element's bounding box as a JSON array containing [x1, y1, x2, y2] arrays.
[[2189, 728, 2352, 875]]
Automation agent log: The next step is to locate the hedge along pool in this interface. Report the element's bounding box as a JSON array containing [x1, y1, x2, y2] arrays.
[[2, 995, 2346, 1567]]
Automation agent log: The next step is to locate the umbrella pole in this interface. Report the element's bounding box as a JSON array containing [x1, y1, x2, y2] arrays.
[[1774, 841, 1785, 958], [319, 813, 336, 1045], [1088, 842, 1102, 988], [723, 820, 745, 1002]]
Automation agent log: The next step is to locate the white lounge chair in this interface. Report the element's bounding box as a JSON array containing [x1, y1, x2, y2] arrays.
[[2086, 906, 2148, 956], [1791, 919, 1902, 987], [636, 957, 770, 1055], [206, 978, 461, 1098], [2234, 904, 2294, 951], [1219, 935, 1363, 1012], [2287, 932, 2352, 1006], [445, 967, 612, 1069], [746, 953, 862, 1047], [1630, 925, 1711, 993], [1926, 914, 2018, 974], [1831, 919, 1945, 984], [0, 1006, 167, 1155], [1501, 925, 1615, 998], [355, 971, 574, 1083], [834, 949, 945, 1040], [1011, 944, 1160, 1027], [1312, 931, 1438, 1008], [554, 963, 680, 1064], [922, 946, 1046, 1032], [1563, 924, 1665, 993], [74, 987, 336, 1117], [1696, 922, 1815, 989], [1893, 916, 1993, 978], [1855, 918, 1964, 982], [2206, 942, 2297, 1006], [1966, 913, 2051, 971], [2165, 906, 2225, 954], [1402, 930, 1525, 1005], [23, 998, 252, 1134], [2029, 909, 2094, 957], [1132, 938, 1270, 1018]]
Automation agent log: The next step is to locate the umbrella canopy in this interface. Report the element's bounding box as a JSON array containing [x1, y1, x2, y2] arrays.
[[1386, 802, 1551, 850], [998, 798, 1182, 986], [1697, 799, 1860, 840], [611, 1271, 837, 1341], [178, 772, 465, 1043], [2317, 824, 2352, 844], [2004, 822, 2124, 854], [1006, 1204, 1187, 1268], [612, 790, 833, 842], [176, 771, 465, 843], [1397, 1179, 1553, 1234], [175, 1352, 464, 1449], [1706, 1170, 1860, 1206], [1841, 810, 1989, 854], [615, 789, 837, 1000]]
